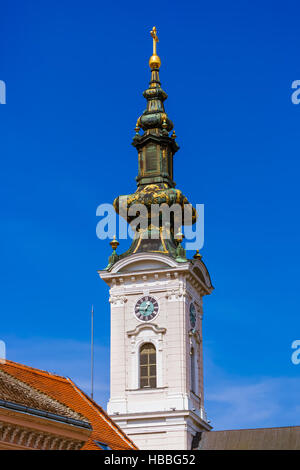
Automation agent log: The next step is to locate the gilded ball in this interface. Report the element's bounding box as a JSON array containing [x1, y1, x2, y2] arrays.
[[149, 54, 161, 69]]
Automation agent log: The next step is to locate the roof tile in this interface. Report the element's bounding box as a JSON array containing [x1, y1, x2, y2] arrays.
[[0, 360, 137, 450]]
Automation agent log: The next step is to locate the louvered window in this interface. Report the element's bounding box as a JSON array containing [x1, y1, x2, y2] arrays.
[[145, 144, 158, 172]]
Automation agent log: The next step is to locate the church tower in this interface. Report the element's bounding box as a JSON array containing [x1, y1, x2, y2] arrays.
[[99, 27, 213, 450]]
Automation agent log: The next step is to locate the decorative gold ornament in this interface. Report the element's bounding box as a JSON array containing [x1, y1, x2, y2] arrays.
[[175, 228, 185, 243], [110, 235, 119, 251], [193, 249, 202, 260], [149, 26, 161, 69]]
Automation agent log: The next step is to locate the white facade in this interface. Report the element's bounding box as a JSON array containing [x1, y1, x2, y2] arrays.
[[99, 252, 213, 450]]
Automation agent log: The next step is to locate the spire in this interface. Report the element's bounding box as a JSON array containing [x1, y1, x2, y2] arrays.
[[133, 26, 178, 189], [107, 27, 197, 267]]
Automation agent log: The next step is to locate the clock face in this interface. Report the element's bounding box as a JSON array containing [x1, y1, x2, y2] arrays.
[[189, 302, 196, 328], [134, 296, 159, 322]]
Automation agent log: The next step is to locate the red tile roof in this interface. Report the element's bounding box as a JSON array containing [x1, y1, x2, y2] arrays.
[[0, 360, 137, 450], [0, 369, 88, 423]]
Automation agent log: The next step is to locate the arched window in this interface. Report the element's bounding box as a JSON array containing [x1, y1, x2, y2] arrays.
[[140, 343, 156, 389]]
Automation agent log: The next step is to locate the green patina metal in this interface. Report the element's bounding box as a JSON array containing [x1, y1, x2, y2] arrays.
[[105, 249, 119, 271], [175, 240, 187, 263], [104, 43, 198, 270]]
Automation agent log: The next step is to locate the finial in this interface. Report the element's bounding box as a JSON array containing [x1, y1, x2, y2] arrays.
[[162, 117, 168, 135], [175, 228, 187, 262], [149, 26, 161, 70], [193, 249, 202, 260], [134, 118, 141, 135], [105, 235, 119, 270], [175, 228, 185, 244], [171, 130, 177, 139], [110, 235, 119, 251]]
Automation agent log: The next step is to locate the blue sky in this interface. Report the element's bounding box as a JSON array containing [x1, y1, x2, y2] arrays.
[[1, 0, 300, 430]]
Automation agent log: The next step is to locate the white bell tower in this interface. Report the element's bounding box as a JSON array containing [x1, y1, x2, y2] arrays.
[[99, 252, 213, 450], [98, 26, 214, 449]]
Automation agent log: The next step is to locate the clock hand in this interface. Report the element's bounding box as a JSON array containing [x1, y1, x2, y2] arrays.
[[140, 301, 150, 309], [139, 301, 152, 315], [139, 303, 148, 311], [145, 302, 153, 314]]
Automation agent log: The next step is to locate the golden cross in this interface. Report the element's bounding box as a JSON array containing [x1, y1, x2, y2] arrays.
[[150, 26, 159, 55]]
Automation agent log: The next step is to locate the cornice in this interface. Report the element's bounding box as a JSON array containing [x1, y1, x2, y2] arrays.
[[0, 420, 85, 450], [127, 323, 166, 337]]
